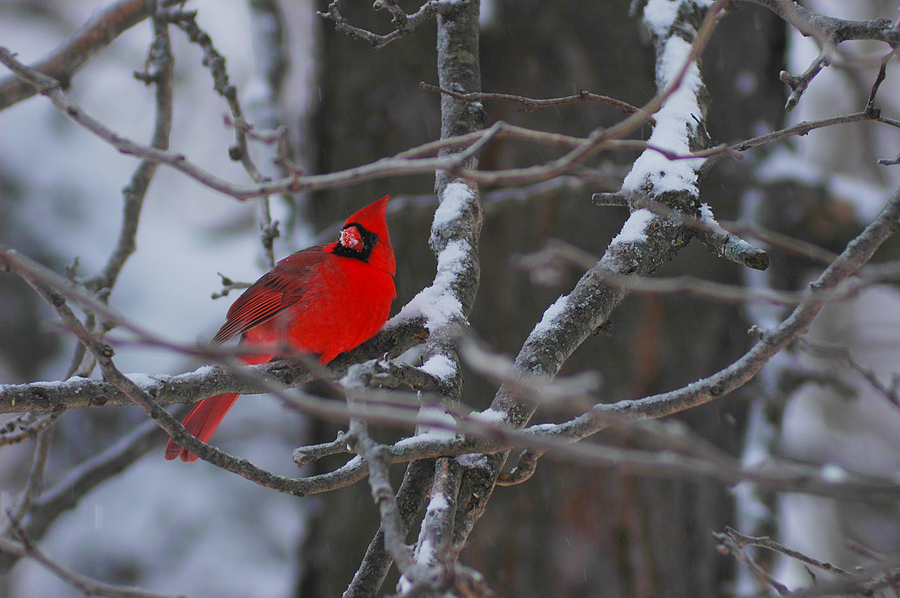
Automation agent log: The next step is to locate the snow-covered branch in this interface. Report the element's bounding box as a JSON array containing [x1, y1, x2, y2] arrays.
[[5, 0, 900, 594], [449, 0, 734, 554], [346, 0, 487, 594]]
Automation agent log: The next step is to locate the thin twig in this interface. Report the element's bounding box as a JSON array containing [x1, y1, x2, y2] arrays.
[[0, 419, 166, 575], [168, 8, 282, 268], [726, 221, 840, 265], [0, 0, 158, 111], [421, 82, 656, 124], [799, 339, 900, 407], [0, 413, 56, 448], [744, 0, 898, 110], [87, 11, 173, 297], [319, 0, 458, 50], [722, 526, 853, 577], [0, 22, 734, 202], [701, 110, 895, 175], [0, 527, 184, 598], [714, 530, 791, 596], [780, 43, 833, 112], [2, 425, 54, 536]]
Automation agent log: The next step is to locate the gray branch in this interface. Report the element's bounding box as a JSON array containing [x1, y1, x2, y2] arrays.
[[449, 0, 724, 551], [0, 0, 157, 112]]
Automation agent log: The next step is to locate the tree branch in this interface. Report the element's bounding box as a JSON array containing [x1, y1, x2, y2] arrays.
[[342, 459, 435, 598], [319, 0, 459, 50], [449, 0, 729, 550], [420, 82, 655, 123], [0, 532, 183, 598], [742, 0, 898, 110], [0, 0, 158, 112], [548, 181, 900, 452], [0, 419, 166, 574]]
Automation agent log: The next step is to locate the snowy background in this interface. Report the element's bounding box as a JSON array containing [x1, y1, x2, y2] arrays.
[[1, 2, 318, 596]]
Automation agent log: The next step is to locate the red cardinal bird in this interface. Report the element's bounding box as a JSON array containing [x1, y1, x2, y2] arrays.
[[165, 195, 396, 462]]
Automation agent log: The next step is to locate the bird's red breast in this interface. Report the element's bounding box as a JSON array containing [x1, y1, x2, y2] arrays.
[[165, 195, 396, 462]]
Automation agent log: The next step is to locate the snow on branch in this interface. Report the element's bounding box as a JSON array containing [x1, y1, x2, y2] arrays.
[[339, 2, 487, 593], [622, 0, 711, 202], [532, 182, 900, 453], [509, 0, 724, 404], [449, 0, 733, 551], [0, 245, 427, 415], [0, 43, 743, 206]]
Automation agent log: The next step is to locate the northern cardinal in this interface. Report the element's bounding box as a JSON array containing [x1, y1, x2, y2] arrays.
[[165, 195, 396, 462]]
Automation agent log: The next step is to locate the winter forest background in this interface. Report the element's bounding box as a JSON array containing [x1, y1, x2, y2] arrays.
[[1, 0, 900, 596]]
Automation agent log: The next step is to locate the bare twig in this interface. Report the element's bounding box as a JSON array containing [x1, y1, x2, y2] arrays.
[[700, 110, 897, 175], [721, 526, 853, 577], [86, 11, 173, 298], [726, 221, 840, 265], [210, 273, 253, 300], [745, 0, 898, 44], [0, 526, 183, 598], [3, 425, 54, 536], [168, 8, 283, 267], [421, 82, 656, 124], [496, 448, 544, 486], [51, 9, 174, 381], [292, 430, 350, 468], [0, 14, 733, 203], [714, 530, 791, 596], [319, 0, 459, 50], [743, 0, 898, 110], [0, 42, 814, 207], [780, 43, 833, 112], [0, 413, 57, 448], [0, 0, 157, 111], [799, 339, 900, 407], [866, 45, 899, 110], [718, 528, 900, 598], [0, 419, 166, 574]]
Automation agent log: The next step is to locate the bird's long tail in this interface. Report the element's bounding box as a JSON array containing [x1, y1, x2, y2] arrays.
[[165, 353, 274, 462]]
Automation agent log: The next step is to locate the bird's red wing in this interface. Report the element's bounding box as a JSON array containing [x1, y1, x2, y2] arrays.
[[211, 250, 326, 345]]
